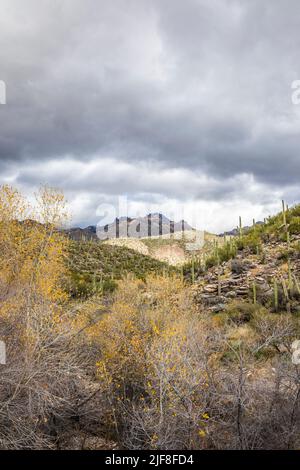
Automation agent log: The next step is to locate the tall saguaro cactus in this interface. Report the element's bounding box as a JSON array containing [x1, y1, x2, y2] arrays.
[[239, 216, 243, 239], [282, 200, 287, 227], [282, 200, 292, 304]]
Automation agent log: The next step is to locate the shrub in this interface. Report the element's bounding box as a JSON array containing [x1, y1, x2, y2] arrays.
[[231, 259, 244, 274], [225, 301, 263, 324], [277, 249, 293, 262], [90, 276, 215, 448], [289, 216, 300, 235], [88, 278, 300, 450], [0, 186, 96, 449]]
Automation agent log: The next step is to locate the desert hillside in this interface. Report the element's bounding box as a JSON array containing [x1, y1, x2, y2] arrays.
[[103, 230, 211, 265], [1, 187, 300, 450]]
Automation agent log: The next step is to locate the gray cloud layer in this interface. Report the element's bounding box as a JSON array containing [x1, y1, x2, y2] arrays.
[[0, 0, 300, 229]]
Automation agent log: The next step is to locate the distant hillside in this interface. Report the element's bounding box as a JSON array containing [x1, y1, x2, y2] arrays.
[[104, 230, 220, 266], [219, 221, 264, 237], [66, 239, 177, 298], [64, 225, 97, 241]]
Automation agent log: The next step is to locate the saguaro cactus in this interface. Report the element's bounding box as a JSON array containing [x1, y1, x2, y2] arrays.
[[180, 265, 184, 284], [282, 200, 287, 227], [202, 254, 207, 272], [217, 255, 221, 296], [92, 273, 97, 294], [239, 216, 243, 239], [230, 238, 237, 257], [288, 258, 293, 291], [273, 278, 278, 312], [287, 230, 291, 249], [252, 281, 257, 305], [214, 239, 219, 257], [191, 256, 195, 284], [281, 277, 291, 312]]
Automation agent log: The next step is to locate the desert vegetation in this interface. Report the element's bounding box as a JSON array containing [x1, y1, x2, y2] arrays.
[[0, 185, 102, 449], [0, 185, 299, 449], [91, 278, 300, 450], [67, 240, 176, 298]]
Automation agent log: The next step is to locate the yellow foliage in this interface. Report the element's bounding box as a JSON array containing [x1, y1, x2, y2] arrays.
[[70, 274, 215, 447], [0, 185, 70, 341]]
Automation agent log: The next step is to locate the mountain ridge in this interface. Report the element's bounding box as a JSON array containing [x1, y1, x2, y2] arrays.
[[64, 213, 194, 241]]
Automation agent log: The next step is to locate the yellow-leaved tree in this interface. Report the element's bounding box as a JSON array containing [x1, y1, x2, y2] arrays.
[[0, 185, 90, 449]]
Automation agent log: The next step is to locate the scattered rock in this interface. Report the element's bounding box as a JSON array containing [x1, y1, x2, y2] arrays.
[[194, 236, 300, 312]]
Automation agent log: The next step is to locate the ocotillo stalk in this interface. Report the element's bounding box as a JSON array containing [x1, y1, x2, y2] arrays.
[[252, 281, 257, 305], [273, 278, 278, 312], [239, 216, 243, 239]]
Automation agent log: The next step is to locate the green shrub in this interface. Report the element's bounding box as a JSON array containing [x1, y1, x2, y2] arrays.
[[225, 301, 262, 324], [289, 216, 300, 234]]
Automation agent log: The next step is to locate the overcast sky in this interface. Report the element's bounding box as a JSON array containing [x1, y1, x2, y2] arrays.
[[1, 0, 300, 232]]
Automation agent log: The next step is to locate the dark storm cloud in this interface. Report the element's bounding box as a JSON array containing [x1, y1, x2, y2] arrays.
[[1, 0, 300, 226]]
